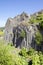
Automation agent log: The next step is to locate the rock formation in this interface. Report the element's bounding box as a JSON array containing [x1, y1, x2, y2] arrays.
[[4, 12, 30, 43], [4, 10, 43, 51]]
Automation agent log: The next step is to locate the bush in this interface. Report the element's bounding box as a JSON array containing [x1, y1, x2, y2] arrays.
[[20, 30, 26, 38], [32, 52, 40, 65], [0, 44, 28, 65], [19, 47, 28, 58], [35, 31, 42, 44], [0, 44, 14, 65], [27, 48, 35, 56], [39, 52, 43, 65], [0, 41, 43, 65], [30, 13, 43, 24]]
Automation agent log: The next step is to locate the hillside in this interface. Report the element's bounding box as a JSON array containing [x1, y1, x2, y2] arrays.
[[0, 10, 43, 65], [4, 10, 43, 52]]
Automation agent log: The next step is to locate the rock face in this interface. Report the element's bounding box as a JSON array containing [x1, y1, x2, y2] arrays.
[[12, 24, 37, 49], [4, 11, 43, 51], [4, 12, 30, 43]]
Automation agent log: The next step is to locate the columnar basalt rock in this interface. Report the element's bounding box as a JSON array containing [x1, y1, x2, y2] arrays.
[[4, 12, 29, 43], [7, 24, 37, 49], [4, 15, 37, 49], [4, 11, 43, 51]]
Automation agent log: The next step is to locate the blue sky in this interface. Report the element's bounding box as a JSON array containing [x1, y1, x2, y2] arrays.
[[0, 0, 43, 27]]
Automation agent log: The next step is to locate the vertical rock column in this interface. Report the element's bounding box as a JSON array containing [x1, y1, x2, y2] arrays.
[[24, 37, 26, 48], [15, 30, 17, 46], [28, 31, 33, 49], [26, 31, 29, 49]]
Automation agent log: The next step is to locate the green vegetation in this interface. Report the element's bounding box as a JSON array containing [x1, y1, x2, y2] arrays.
[[20, 30, 26, 38], [30, 13, 43, 24], [0, 11, 43, 65], [0, 27, 4, 31], [19, 47, 28, 58], [32, 52, 40, 65], [30, 16, 37, 24], [0, 27, 4, 37], [29, 12, 43, 45], [0, 39, 43, 65], [39, 21, 43, 29], [19, 48, 43, 65], [0, 31, 4, 37], [0, 43, 28, 65], [35, 31, 43, 44]]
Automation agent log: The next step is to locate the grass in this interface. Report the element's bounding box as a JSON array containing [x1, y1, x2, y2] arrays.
[[0, 31, 4, 37]]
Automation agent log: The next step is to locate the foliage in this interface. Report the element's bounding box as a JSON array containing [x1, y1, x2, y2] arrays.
[[19, 47, 43, 65], [0, 40, 43, 65], [39, 52, 43, 65], [39, 21, 43, 29], [27, 48, 35, 56], [0, 31, 4, 37], [20, 30, 26, 38], [0, 43, 28, 65], [0, 11, 43, 65], [32, 52, 40, 65], [0, 27, 4, 37], [35, 31, 42, 44], [30, 16, 37, 24], [0, 27, 4, 31], [19, 47, 28, 58], [30, 13, 43, 24]]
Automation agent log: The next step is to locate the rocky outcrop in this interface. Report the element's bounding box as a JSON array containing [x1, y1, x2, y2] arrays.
[[12, 24, 38, 49], [4, 12, 30, 43], [4, 11, 43, 51], [4, 18, 38, 49]]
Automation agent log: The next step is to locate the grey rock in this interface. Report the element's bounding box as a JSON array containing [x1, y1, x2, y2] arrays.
[[4, 12, 30, 43], [4, 12, 43, 51]]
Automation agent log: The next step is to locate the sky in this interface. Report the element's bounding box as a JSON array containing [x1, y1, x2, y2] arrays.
[[0, 0, 43, 27]]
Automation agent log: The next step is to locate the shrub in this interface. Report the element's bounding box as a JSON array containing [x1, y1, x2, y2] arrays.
[[35, 31, 42, 44], [20, 30, 26, 38], [27, 48, 35, 56], [0, 31, 4, 37], [30, 13, 43, 24], [39, 52, 43, 65], [19, 47, 28, 57], [32, 52, 40, 65], [0, 44, 28, 65]]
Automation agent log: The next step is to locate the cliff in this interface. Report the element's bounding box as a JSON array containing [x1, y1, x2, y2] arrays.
[[4, 10, 43, 51]]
